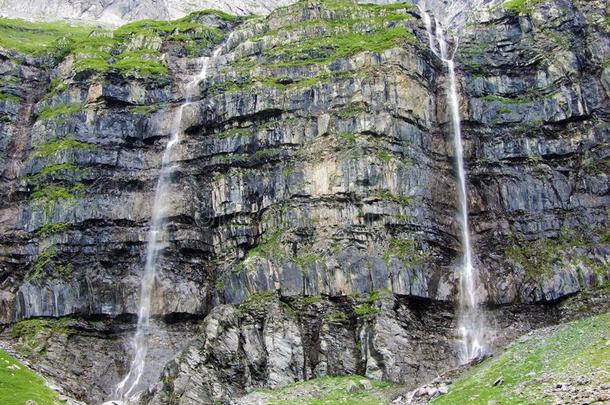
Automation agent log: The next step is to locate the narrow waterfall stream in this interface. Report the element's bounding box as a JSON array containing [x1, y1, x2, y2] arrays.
[[115, 48, 221, 403], [419, 4, 489, 363]]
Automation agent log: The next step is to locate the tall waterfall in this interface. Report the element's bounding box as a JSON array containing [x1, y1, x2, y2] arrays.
[[419, 5, 488, 363], [115, 48, 221, 402]]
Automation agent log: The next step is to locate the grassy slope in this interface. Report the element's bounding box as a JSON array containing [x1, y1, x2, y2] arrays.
[[254, 376, 399, 405], [432, 312, 610, 404], [0, 348, 62, 405], [0, 18, 93, 55], [0, 10, 230, 79]]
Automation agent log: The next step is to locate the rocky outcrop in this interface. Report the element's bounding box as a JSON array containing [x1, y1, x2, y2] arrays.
[[0, 0, 608, 403], [458, 0, 610, 304]]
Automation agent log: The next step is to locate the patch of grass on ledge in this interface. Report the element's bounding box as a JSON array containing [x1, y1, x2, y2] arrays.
[[0, 9, 229, 76], [502, 0, 543, 15], [0, 17, 94, 57], [0, 348, 62, 405], [113, 50, 169, 77], [31, 183, 84, 203], [265, 25, 416, 68], [27, 247, 73, 281], [256, 375, 398, 404], [432, 312, 610, 405], [36, 222, 70, 237], [505, 227, 595, 283], [37, 103, 84, 121], [31, 136, 93, 159], [0, 92, 21, 103]]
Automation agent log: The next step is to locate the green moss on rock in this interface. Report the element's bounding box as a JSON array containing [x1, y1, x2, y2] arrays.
[[238, 291, 276, 314], [36, 223, 70, 237], [502, 0, 543, 15], [0, 92, 21, 103], [37, 103, 84, 121], [505, 227, 591, 282], [31, 137, 93, 159], [384, 238, 424, 267]]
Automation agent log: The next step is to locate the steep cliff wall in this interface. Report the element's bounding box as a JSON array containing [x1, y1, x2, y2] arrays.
[[0, 0, 608, 403]]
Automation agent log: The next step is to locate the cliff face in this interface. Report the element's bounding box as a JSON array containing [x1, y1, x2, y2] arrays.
[[0, 0, 608, 403]]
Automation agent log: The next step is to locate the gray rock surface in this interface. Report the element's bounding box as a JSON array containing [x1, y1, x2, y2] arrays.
[[0, 0, 608, 403], [0, 0, 295, 25]]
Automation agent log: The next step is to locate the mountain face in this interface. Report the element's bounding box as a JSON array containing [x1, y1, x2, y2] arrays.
[[0, 0, 608, 403], [0, 0, 295, 25]]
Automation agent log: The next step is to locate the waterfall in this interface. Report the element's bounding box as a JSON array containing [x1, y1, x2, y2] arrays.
[[419, 4, 488, 363], [115, 47, 222, 403]]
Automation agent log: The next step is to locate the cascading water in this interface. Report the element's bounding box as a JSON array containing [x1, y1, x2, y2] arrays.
[[114, 47, 222, 403], [419, 3, 489, 363]]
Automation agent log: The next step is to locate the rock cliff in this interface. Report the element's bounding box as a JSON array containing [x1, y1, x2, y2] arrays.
[[0, 0, 608, 403]]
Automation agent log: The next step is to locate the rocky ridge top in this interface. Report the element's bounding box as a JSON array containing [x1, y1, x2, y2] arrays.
[[0, 0, 295, 25]]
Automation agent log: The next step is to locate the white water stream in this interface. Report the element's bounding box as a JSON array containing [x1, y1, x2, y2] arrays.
[[115, 47, 222, 403], [420, 3, 489, 363]]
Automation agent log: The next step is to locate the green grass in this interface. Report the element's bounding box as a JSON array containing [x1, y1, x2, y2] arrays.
[[27, 247, 73, 281], [28, 248, 57, 281], [9, 319, 73, 360], [376, 149, 394, 163], [256, 376, 398, 405], [0, 349, 62, 405], [0, 92, 21, 103], [250, 1, 416, 69], [505, 227, 597, 282], [28, 163, 79, 183], [44, 77, 68, 99], [372, 190, 412, 206], [31, 183, 84, 204], [238, 291, 276, 314], [245, 229, 285, 261], [234, 228, 286, 273], [502, 0, 543, 15], [432, 312, 610, 404], [339, 132, 357, 143], [31, 137, 93, 159], [384, 238, 424, 267], [293, 253, 324, 268], [37, 103, 84, 121], [215, 127, 252, 139], [480, 94, 534, 104], [0, 9, 228, 78], [36, 223, 70, 237], [216, 2, 416, 94], [264, 25, 416, 68], [354, 289, 391, 317], [113, 52, 168, 77], [0, 18, 94, 57]]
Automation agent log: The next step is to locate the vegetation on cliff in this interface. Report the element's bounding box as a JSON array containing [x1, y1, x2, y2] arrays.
[[0, 9, 232, 79]]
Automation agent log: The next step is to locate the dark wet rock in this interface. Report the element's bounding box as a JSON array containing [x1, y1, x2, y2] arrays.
[[0, 0, 608, 403]]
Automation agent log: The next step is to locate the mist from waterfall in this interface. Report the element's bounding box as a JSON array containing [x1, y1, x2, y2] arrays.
[[419, 2, 490, 364], [115, 48, 221, 403]]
